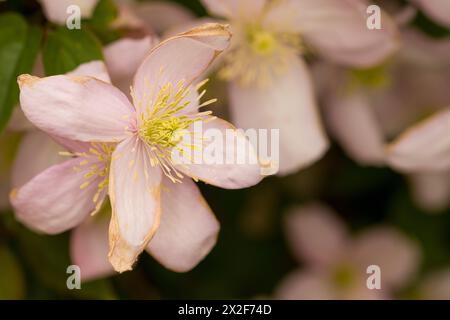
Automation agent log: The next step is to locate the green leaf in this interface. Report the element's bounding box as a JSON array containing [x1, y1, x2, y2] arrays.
[[90, 0, 118, 27], [0, 13, 42, 133], [43, 27, 103, 75], [0, 243, 26, 299]]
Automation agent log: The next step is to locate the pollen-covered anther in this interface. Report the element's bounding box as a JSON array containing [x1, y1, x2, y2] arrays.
[[135, 80, 214, 183]]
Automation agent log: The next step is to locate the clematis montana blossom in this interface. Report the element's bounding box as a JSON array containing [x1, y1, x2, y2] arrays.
[[38, 0, 99, 25], [319, 29, 450, 212], [16, 24, 263, 273], [10, 61, 113, 233], [199, 0, 399, 175], [275, 203, 421, 300]]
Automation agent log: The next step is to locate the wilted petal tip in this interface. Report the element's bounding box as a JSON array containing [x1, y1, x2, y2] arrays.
[[17, 74, 39, 88]]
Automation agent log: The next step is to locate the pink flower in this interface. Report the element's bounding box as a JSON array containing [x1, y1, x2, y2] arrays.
[[113, 0, 196, 36], [11, 61, 113, 233], [319, 29, 450, 212], [275, 203, 420, 300], [15, 24, 263, 273], [198, 0, 399, 175], [38, 0, 100, 25]]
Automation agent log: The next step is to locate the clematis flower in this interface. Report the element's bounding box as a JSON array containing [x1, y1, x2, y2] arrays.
[[17, 24, 263, 273], [319, 29, 450, 212], [197, 0, 399, 175], [275, 203, 420, 300], [10, 61, 113, 233], [113, 0, 196, 36], [38, 0, 100, 25]]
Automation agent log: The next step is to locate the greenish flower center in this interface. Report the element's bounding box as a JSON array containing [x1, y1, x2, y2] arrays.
[[248, 28, 277, 56], [332, 263, 355, 289], [138, 82, 196, 149]]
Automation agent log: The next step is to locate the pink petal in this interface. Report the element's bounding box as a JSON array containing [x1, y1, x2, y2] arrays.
[[12, 131, 64, 188], [351, 227, 421, 290], [130, 1, 196, 34], [18, 74, 135, 142], [411, 0, 450, 27], [229, 57, 329, 176], [275, 270, 335, 300], [386, 109, 450, 172], [408, 171, 450, 213], [264, 0, 399, 67], [201, 0, 266, 20], [104, 37, 156, 96], [10, 157, 106, 234], [132, 23, 231, 109], [67, 60, 111, 84], [325, 88, 386, 166], [108, 137, 162, 272], [38, 0, 99, 24], [146, 177, 219, 272], [71, 216, 114, 281], [284, 203, 349, 267], [175, 117, 263, 189]]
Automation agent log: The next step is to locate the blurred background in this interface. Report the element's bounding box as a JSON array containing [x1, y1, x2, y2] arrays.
[[0, 0, 450, 299]]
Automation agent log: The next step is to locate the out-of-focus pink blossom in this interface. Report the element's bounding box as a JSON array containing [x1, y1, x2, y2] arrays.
[[275, 203, 421, 299], [16, 24, 263, 274], [319, 29, 450, 212], [38, 0, 99, 25], [112, 0, 195, 36], [197, 0, 398, 176]]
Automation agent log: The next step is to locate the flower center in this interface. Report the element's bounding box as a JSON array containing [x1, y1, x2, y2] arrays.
[[138, 82, 195, 149], [331, 263, 355, 290], [220, 23, 302, 87], [133, 79, 215, 183], [248, 28, 277, 56]]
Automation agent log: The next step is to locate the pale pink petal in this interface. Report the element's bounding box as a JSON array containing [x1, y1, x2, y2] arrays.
[[420, 269, 450, 300], [325, 88, 386, 166], [275, 270, 336, 300], [108, 137, 162, 272], [67, 60, 111, 83], [284, 203, 349, 267], [175, 117, 263, 189], [351, 227, 421, 290], [132, 23, 231, 108], [18, 74, 135, 142], [386, 109, 450, 173], [263, 0, 399, 67], [410, 0, 450, 27], [408, 171, 450, 213], [201, 0, 266, 20], [146, 177, 219, 272], [131, 1, 196, 34], [71, 216, 115, 281], [229, 57, 329, 176], [104, 37, 156, 95], [38, 0, 99, 24], [10, 157, 105, 234], [12, 131, 64, 188]]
